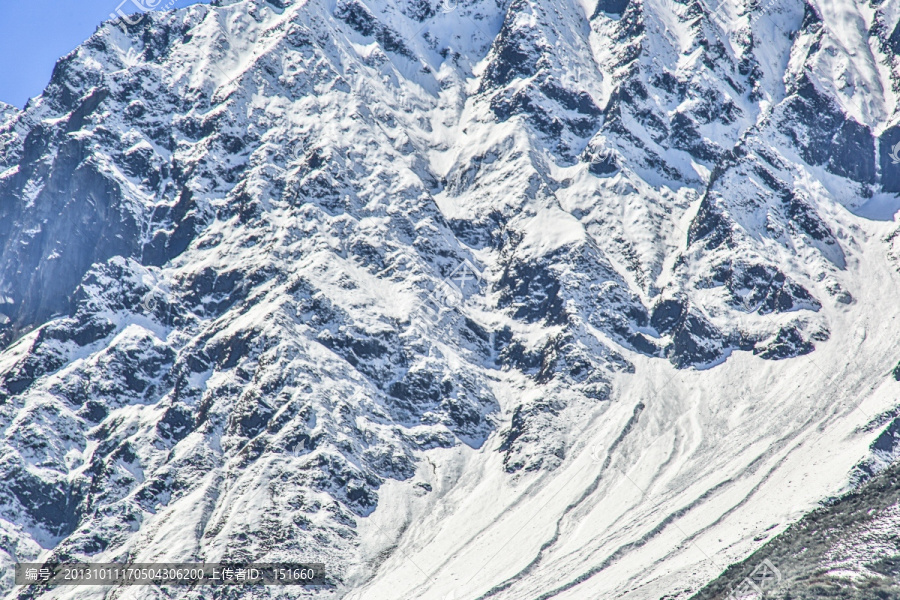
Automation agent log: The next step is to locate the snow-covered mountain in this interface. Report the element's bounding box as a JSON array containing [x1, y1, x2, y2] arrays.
[[1, 0, 900, 597]]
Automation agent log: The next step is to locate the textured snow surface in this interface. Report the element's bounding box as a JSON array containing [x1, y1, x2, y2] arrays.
[[0, 0, 899, 598]]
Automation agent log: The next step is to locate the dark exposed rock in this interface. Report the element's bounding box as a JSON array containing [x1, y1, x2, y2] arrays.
[[650, 298, 686, 335], [0, 135, 139, 341], [879, 125, 900, 194], [784, 192, 837, 244], [669, 112, 723, 163], [481, 0, 540, 91], [668, 311, 726, 368], [688, 194, 733, 249], [781, 75, 876, 184], [0, 462, 81, 538], [334, 0, 415, 60], [709, 263, 821, 315], [497, 261, 567, 326], [157, 403, 195, 442], [888, 19, 900, 54], [142, 187, 205, 267], [752, 326, 814, 360], [402, 0, 436, 21], [690, 456, 900, 600], [584, 147, 620, 176], [498, 399, 563, 473], [592, 0, 630, 17], [489, 78, 601, 144]]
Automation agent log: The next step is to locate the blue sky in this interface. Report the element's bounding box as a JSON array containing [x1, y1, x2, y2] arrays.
[[0, 0, 208, 108]]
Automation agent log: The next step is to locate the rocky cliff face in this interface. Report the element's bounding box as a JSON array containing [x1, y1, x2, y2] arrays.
[[1, 0, 900, 598]]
